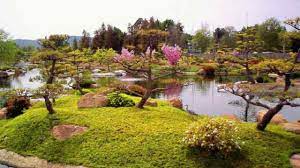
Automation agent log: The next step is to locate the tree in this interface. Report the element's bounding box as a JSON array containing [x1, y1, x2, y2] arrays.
[[92, 24, 106, 50], [79, 30, 91, 49], [66, 49, 89, 95], [220, 26, 237, 50], [225, 57, 300, 130], [115, 44, 181, 109], [72, 38, 78, 50], [284, 17, 300, 31], [213, 28, 226, 49], [192, 26, 211, 53], [225, 27, 262, 83], [93, 48, 116, 71], [0, 29, 18, 67], [31, 34, 69, 114], [279, 31, 292, 53], [257, 18, 285, 51]]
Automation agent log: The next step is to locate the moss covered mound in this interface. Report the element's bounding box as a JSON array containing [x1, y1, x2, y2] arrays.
[[0, 95, 299, 168]]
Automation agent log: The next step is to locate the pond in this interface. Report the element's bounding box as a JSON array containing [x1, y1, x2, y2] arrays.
[[1, 69, 299, 122]]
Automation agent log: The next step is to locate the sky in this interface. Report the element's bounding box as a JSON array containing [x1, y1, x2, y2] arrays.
[[1, 0, 299, 39]]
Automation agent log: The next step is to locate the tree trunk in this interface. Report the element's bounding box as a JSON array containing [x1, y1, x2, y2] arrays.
[[137, 90, 151, 109], [245, 61, 255, 84], [43, 94, 55, 114], [284, 73, 291, 92], [244, 102, 249, 122], [257, 103, 284, 131]]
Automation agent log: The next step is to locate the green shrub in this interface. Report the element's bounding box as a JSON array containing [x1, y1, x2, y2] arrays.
[[79, 79, 96, 88], [202, 65, 215, 76], [183, 117, 241, 157], [107, 92, 135, 107]]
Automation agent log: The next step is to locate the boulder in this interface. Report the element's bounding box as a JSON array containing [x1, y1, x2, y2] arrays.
[[114, 70, 126, 76], [145, 100, 158, 107], [282, 122, 300, 134], [90, 84, 98, 88], [268, 73, 279, 78], [92, 69, 101, 73], [77, 93, 108, 108], [222, 114, 241, 122], [168, 97, 183, 109], [52, 124, 87, 140], [290, 154, 300, 168], [0, 108, 7, 119], [256, 110, 287, 125]]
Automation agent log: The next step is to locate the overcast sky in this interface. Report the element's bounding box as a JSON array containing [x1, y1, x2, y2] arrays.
[[1, 0, 299, 39]]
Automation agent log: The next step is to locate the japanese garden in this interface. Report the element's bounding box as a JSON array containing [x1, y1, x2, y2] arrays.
[[0, 3, 300, 167]]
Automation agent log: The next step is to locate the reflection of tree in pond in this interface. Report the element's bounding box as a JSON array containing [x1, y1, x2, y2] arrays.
[[96, 77, 118, 87], [164, 82, 183, 99], [228, 99, 257, 122]]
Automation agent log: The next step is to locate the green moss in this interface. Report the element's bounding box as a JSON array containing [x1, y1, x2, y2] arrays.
[[0, 95, 299, 168]]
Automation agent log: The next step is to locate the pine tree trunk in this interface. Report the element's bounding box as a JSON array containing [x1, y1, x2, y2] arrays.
[[43, 94, 55, 114], [257, 103, 284, 131], [137, 90, 151, 109]]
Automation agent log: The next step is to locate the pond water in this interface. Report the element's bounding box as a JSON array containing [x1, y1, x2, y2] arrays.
[[1, 69, 299, 122]]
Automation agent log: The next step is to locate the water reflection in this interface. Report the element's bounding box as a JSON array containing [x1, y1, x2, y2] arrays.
[[1, 69, 299, 122]]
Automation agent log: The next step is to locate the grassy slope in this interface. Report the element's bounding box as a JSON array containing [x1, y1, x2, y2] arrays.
[[0, 95, 299, 168]]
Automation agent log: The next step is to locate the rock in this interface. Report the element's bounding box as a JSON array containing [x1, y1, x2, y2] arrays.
[[0, 108, 7, 119], [127, 84, 147, 96], [222, 114, 241, 122], [268, 73, 279, 78], [77, 93, 108, 108], [114, 70, 126, 76], [282, 122, 300, 134], [90, 84, 98, 88], [92, 72, 115, 78], [290, 154, 300, 168], [256, 110, 287, 125], [52, 124, 88, 141], [168, 97, 183, 109], [145, 100, 158, 107], [92, 69, 101, 73], [0, 71, 9, 79], [120, 78, 146, 82]]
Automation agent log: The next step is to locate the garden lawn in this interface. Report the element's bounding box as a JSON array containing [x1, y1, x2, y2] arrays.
[[0, 95, 299, 168]]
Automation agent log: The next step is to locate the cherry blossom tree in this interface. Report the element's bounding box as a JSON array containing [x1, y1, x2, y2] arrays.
[[115, 45, 182, 109]]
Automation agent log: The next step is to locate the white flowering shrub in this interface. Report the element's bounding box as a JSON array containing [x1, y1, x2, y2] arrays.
[[183, 117, 241, 157]]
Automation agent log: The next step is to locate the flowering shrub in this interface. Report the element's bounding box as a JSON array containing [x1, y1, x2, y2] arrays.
[[183, 117, 241, 157], [107, 92, 135, 107], [161, 44, 182, 66], [114, 48, 134, 62]]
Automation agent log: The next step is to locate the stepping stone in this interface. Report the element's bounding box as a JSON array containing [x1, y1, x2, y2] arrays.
[[282, 123, 300, 134], [52, 125, 88, 141], [290, 154, 300, 168]]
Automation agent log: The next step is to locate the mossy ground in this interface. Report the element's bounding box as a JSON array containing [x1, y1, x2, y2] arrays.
[[0, 95, 299, 168]]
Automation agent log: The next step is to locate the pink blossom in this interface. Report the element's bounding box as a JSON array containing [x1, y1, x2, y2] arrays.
[[115, 48, 134, 61], [161, 44, 182, 66]]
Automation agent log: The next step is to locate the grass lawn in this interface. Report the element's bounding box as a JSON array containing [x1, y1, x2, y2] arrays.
[[0, 95, 299, 168]]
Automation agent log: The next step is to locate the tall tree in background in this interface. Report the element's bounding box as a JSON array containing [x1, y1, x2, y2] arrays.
[[0, 29, 18, 67], [92, 24, 106, 50], [72, 38, 78, 50], [220, 26, 237, 50], [213, 28, 226, 50], [79, 30, 91, 49], [192, 26, 212, 53], [257, 18, 285, 51]]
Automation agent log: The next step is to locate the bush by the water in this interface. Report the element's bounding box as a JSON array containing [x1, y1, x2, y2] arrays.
[[202, 65, 215, 76], [79, 79, 96, 88], [5, 96, 30, 118], [107, 92, 135, 107], [183, 117, 241, 157]]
